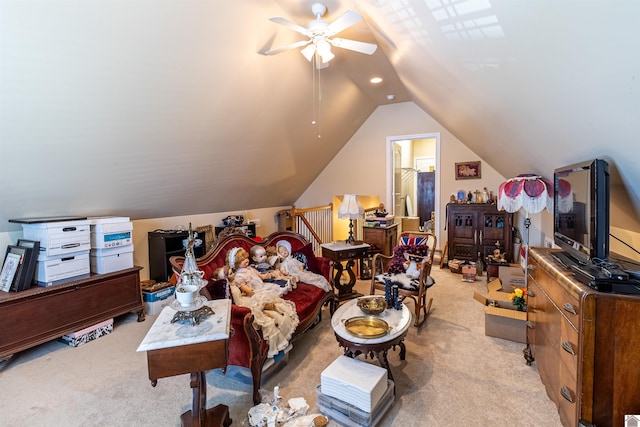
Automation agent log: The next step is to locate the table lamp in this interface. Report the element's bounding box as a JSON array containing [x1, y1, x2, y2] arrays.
[[337, 194, 364, 245]]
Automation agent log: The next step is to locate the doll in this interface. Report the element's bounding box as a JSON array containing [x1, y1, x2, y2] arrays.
[[226, 247, 299, 357], [227, 247, 286, 297], [250, 245, 291, 288], [275, 240, 331, 292]]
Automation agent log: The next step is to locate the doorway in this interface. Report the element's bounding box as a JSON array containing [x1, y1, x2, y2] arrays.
[[386, 133, 441, 243]]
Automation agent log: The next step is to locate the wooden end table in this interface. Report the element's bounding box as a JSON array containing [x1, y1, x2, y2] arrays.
[[137, 299, 232, 427], [321, 242, 370, 301], [331, 296, 411, 383]]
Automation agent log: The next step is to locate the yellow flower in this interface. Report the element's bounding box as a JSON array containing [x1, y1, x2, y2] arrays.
[[514, 288, 524, 298]]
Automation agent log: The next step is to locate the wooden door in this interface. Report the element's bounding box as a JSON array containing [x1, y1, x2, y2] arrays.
[[417, 171, 435, 226]]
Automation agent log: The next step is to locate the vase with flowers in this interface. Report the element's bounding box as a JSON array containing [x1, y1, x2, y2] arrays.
[[510, 287, 527, 311]]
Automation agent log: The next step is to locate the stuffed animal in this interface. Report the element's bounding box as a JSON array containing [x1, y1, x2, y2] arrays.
[[403, 253, 425, 280]]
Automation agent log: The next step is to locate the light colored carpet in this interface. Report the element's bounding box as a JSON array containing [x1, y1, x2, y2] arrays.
[[0, 268, 562, 426]]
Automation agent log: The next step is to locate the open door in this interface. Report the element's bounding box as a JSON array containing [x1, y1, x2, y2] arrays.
[[393, 142, 403, 216]]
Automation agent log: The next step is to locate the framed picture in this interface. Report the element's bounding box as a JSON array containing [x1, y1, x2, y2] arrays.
[[16, 240, 40, 290], [455, 161, 481, 180], [1, 252, 21, 292]]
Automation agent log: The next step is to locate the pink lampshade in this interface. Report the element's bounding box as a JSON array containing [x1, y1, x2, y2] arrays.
[[497, 174, 554, 214]]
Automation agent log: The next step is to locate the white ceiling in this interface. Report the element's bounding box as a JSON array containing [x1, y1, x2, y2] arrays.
[[1, 0, 639, 233]]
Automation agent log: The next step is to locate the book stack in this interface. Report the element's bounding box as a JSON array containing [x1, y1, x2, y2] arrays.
[[318, 356, 394, 427], [364, 215, 395, 228]]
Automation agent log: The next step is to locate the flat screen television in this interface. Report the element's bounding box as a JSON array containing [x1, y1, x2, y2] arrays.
[[553, 159, 610, 265]]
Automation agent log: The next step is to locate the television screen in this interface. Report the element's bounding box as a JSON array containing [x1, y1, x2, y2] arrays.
[[553, 159, 609, 265]]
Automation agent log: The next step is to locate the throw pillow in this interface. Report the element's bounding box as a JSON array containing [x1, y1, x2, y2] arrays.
[[399, 236, 428, 246], [374, 272, 435, 291], [292, 243, 320, 273], [388, 244, 430, 275], [204, 278, 229, 300]]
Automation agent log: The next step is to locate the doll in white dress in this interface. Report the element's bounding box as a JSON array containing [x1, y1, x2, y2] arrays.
[[275, 240, 331, 292], [226, 247, 298, 357]]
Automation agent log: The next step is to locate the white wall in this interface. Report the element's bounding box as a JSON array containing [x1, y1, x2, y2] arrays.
[[297, 102, 509, 250]]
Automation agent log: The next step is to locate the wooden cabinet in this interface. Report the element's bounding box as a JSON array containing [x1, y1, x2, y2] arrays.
[[527, 248, 640, 427], [148, 230, 206, 282], [446, 203, 513, 262], [362, 223, 398, 256], [0, 267, 144, 359]]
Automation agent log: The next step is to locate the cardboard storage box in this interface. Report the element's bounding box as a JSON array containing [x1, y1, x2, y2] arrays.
[[498, 264, 525, 291], [143, 284, 175, 315], [90, 246, 133, 274], [473, 279, 527, 343], [89, 216, 133, 249], [316, 380, 394, 427], [35, 251, 90, 287], [462, 265, 477, 282], [22, 219, 91, 257], [59, 318, 113, 347], [321, 356, 388, 413]]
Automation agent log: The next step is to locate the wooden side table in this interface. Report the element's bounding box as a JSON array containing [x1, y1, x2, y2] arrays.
[[137, 299, 232, 427], [321, 242, 370, 301]]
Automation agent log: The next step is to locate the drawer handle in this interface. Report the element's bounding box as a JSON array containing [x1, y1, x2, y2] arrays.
[[526, 320, 535, 329], [526, 289, 535, 297], [560, 386, 574, 403], [561, 340, 575, 355], [563, 303, 577, 315]]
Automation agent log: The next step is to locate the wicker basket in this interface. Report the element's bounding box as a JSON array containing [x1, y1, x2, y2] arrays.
[[448, 259, 464, 274]]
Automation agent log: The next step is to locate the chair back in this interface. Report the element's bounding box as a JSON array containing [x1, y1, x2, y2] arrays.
[[397, 231, 437, 277]]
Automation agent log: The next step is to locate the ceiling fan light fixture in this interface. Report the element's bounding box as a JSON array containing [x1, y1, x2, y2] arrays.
[[301, 44, 315, 62]]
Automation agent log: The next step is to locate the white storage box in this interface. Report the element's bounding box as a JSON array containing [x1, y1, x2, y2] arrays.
[[89, 217, 133, 249], [35, 251, 90, 287], [58, 319, 113, 347], [321, 356, 388, 413], [22, 220, 90, 257], [90, 246, 133, 274], [316, 380, 394, 427]]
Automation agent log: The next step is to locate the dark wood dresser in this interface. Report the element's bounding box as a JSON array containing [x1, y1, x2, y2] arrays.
[[0, 267, 144, 359], [446, 203, 513, 262], [527, 248, 640, 427]]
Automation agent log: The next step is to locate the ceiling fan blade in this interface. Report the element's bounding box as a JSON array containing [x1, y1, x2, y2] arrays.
[[329, 38, 377, 55], [269, 16, 312, 37], [265, 40, 311, 56], [326, 10, 362, 36]]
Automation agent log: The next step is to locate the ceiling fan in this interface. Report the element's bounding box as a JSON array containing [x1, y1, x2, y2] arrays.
[[265, 3, 377, 69]]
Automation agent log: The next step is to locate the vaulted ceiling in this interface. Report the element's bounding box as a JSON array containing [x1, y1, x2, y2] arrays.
[[2, 0, 639, 233]]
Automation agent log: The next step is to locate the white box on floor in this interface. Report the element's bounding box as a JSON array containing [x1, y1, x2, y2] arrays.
[[89, 217, 133, 249], [58, 318, 113, 347], [22, 219, 91, 257], [90, 246, 134, 274], [321, 356, 388, 413], [35, 251, 90, 287], [316, 380, 394, 427]]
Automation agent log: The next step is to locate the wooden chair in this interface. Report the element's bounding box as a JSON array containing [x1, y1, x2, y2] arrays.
[[369, 231, 436, 328]]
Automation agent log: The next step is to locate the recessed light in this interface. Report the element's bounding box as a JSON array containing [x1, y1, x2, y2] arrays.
[[370, 77, 383, 84], [386, 94, 396, 101]]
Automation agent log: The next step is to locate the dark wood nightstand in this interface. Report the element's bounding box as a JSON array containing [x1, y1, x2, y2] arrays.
[[321, 242, 370, 301]]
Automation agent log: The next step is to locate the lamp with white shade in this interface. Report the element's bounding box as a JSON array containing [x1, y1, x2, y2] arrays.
[[337, 194, 364, 245]]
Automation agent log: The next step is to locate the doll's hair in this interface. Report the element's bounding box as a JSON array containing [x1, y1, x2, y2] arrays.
[[227, 247, 249, 271]]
